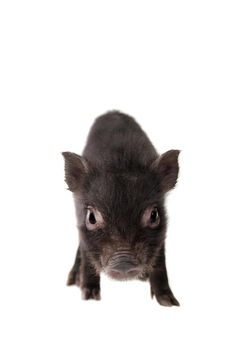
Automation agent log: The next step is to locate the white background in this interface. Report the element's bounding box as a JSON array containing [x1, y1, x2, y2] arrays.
[[0, 1, 233, 349]]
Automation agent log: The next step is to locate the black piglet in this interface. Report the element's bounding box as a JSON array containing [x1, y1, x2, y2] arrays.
[[62, 111, 180, 306]]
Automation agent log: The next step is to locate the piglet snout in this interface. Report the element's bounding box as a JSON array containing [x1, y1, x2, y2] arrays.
[[106, 251, 142, 280]]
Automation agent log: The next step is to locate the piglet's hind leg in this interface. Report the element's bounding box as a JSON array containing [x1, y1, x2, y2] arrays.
[[67, 246, 81, 287]]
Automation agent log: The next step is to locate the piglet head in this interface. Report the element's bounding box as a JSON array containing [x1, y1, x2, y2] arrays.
[[62, 150, 180, 280]]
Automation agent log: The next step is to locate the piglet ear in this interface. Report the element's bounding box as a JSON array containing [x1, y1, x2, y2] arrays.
[[62, 152, 87, 192], [152, 150, 180, 193]]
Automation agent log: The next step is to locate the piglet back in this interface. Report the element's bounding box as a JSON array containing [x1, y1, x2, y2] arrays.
[[83, 111, 158, 171]]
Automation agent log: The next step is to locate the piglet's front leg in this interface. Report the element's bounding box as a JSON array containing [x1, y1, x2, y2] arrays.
[[149, 246, 180, 307], [67, 245, 101, 300], [80, 248, 101, 300]]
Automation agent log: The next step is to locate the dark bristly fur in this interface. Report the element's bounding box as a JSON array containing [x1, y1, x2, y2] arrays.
[[62, 111, 180, 306]]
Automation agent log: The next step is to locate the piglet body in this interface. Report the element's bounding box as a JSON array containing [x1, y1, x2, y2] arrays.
[[63, 111, 180, 306]]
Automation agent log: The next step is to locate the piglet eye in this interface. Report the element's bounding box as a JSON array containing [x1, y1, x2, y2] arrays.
[[141, 206, 160, 228], [150, 209, 158, 224], [86, 207, 104, 230], [88, 211, 96, 224]]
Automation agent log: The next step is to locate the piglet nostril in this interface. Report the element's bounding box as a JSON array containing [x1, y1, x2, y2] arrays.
[[127, 267, 142, 277], [109, 269, 124, 279]]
